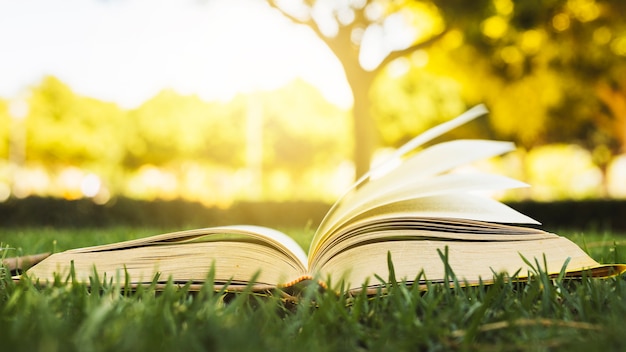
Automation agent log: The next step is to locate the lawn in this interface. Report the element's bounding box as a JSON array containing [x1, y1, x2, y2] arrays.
[[1, 227, 626, 351]]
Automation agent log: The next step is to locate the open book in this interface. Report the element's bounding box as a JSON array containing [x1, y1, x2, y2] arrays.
[[20, 105, 626, 292]]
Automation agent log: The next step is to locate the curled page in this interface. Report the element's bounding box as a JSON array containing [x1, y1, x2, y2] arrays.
[[312, 105, 490, 252]]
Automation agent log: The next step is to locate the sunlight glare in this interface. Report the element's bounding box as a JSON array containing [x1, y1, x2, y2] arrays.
[[607, 155, 626, 198], [0, 0, 352, 109], [80, 173, 101, 198], [0, 182, 10, 202]]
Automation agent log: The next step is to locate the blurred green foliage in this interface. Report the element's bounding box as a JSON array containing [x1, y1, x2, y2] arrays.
[[2, 0, 626, 204], [0, 77, 354, 204], [270, 0, 626, 167], [124, 91, 245, 169]]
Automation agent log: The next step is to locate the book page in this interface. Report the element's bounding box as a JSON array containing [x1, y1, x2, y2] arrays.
[[309, 219, 552, 271], [24, 226, 313, 289], [27, 240, 306, 289], [317, 236, 615, 291], [312, 140, 521, 256], [315, 172, 534, 249], [312, 105, 489, 253], [348, 194, 538, 225], [64, 225, 308, 270]]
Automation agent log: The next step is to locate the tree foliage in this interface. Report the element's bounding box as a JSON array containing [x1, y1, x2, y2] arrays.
[[435, 0, 626, 154], [268, 0, 452, 177], [0, 100, 9, 159], [268, 0, 626, 170], [124, 90, 247, 169], [3, 1, 626, 202], [259, 80, 350, 172], [26, 76, 126, 169], [371, 66, 467, 147], [1, 75, 351, 202]]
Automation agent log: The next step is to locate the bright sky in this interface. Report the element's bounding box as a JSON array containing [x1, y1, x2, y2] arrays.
[[0, 0, 352, 108]]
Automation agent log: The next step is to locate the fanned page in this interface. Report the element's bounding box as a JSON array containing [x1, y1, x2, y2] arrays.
[[311, 104, 490, 251], [310, 139, 535, 261]]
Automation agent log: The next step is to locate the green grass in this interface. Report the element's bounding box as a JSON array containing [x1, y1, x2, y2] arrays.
[[1, 227, 626, 351]]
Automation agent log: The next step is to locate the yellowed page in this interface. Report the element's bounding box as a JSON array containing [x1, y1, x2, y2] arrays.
[[66, 225, 308, 270], [310, 193, 538, 263], [318, 237, 611, 291], [312, 140, 522, 256], [356, 173, 528, 211], [350, 195, 538, 224], [27, 240, 306, 289], [311, 226, 556, 270], [313, 173, 533, 251], [312, 105, 489, 253]]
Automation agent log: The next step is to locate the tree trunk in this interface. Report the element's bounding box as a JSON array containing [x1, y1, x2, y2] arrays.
[[264, 1, 441, 179], [350, 79, 377, 179], [336, 36, 378, 179]]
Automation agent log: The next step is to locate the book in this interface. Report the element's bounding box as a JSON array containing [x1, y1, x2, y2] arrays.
[[17, 105, 626, 292], [2, 252, 51, 274]]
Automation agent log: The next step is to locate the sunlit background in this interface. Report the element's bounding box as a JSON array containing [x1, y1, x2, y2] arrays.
[[1, 0, 625, 208]]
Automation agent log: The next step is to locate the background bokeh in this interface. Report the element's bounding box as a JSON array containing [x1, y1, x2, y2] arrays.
[[1, 0, 625, 210]]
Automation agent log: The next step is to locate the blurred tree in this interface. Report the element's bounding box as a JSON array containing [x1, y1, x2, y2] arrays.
[[371, 66, 468, 147], [124, 90, 247, 169], [443, 0, 626, 153], [259, 79, 350, 173], [413, 0, 626, 199], [26, 76, 126, 171], [267, 0, 484, 178], [432, 0, 626, 195], [232, 80, 352, 199], [269, 0, 626, 178], [546, 0, 626, 156], [0, 100, 9, 158], [595, 68, 626, 154], [12, 76, 352, 202]]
